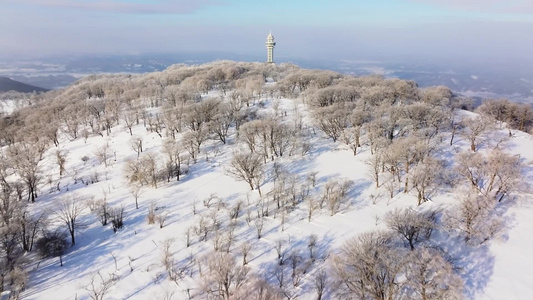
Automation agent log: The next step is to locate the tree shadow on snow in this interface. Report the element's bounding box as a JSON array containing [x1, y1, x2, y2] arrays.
[[431, 230, 495, 299]]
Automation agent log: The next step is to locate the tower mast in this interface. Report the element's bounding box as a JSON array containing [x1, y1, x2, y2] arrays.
[[265, 31, 276, 63]]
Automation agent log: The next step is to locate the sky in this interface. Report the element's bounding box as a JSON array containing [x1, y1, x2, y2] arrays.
[[1, 0, 532, 68]]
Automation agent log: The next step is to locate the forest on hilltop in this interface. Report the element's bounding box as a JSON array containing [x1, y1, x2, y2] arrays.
[[0, 61, 532, 300]]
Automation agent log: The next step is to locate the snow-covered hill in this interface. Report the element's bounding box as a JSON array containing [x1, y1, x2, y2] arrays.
[[0, 61, 531, 300]]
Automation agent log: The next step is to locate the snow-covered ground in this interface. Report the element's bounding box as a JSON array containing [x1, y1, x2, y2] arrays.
[[0, 99, 22, 115], [5, 84, 531, 300]]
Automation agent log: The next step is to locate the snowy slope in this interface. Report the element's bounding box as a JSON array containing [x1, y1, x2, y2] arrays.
[[2, 69, 530, 300]]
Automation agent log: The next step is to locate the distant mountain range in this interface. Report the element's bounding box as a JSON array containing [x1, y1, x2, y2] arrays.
[[0, 76, 48, 93]]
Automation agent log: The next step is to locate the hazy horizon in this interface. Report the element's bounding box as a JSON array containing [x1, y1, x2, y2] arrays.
[[1, 1, 532, 70]]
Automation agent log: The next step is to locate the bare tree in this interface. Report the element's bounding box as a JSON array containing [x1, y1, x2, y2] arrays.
[[409, 158, 442, 205], [95, 142, 111, 168], [0, 189, 21, 226], [130, 184, 144, 209], [307, 196, 316, 222], [226, 151, 264, 195], [462, 116, 491, 152], [55, 149, 68, 177], [254, 217, 264, 239], [235, 276, 282, 300], [123, 109, 137, 136], [307, 171, 318, 188], [96, 198, 110, 226], [157, 211, 168, 229], [182, 131, 199, 163], [162, 138, 185, 181], [385, 208, 436, 250], [124, 158, 148, 187], [85, 271, 115, 300], [444, 192, 503, 245], [141, 153, 159, 188], [19, 211, 46, 252], [186, 227, 192, 248], [321, 178, 353, 215], [275, 239, 286, 264], [110, 205, 125, 232], [209, 103, 234, 144], [160, 238, 189, 284], [10, 143, 42, 202], [200, 251, 249, 299], [0, 223, 25, 293], [485, 149, 522, 202], [341, 126, 361, 156], [456, 150, 522, 202], [332, 231, 405, 300], [130, 136, 143, 158], [478, 99, 533, 134], [147, 202, 156, 225], [273, 264, 285, 289], [239, 120, 261, 153], [288, 251, 303, 287], [404, 247, 464, 300], [314, 270, 328, 300], [63, 113, 81, 140], [385, 136, 429, 193], [241, 241, 253, 266], [55, 195, 86, 246], [313, 104, 350, 142], [264, 119, 292, 158], [308, 234, 318, 261], [367, 152, 382, 188]]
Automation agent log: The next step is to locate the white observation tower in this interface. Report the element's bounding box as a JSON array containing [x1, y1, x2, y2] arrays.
[[266, 31, 276, 63]]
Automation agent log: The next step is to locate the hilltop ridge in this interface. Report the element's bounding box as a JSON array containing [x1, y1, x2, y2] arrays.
[[0, 61, 531, 300]]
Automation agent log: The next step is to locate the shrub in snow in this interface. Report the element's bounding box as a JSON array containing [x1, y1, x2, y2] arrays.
[[35, 231, 68, 266]]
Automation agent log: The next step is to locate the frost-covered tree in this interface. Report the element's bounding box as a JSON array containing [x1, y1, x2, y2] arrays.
[[130, 136, 143, 158], [200, 251, 249, 299], [385, 208, 436, 250], [226, 151, 264, 195], [444, 192, 503, 245], [95, 142, 111, 167], [478, 99, 533, 134], [209, 103, 235, 144], [332, 231, 405, 300], [313, 103, 350, 142], [461, 116, 492, 152], [403, 247, 464, 300], [10, 143, 42, 202], [409, 158, 443, 205], [455, 150, 522, 202]]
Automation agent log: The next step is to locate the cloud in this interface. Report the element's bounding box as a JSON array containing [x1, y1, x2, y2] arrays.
[[408, 0, 533, 14], [21, 0, 225, 14]]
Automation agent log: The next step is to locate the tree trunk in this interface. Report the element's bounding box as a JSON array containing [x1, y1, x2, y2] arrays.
[[450, 131, 455, 145], [70, 229, 75, 246], [404, 160, 410, 193]]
